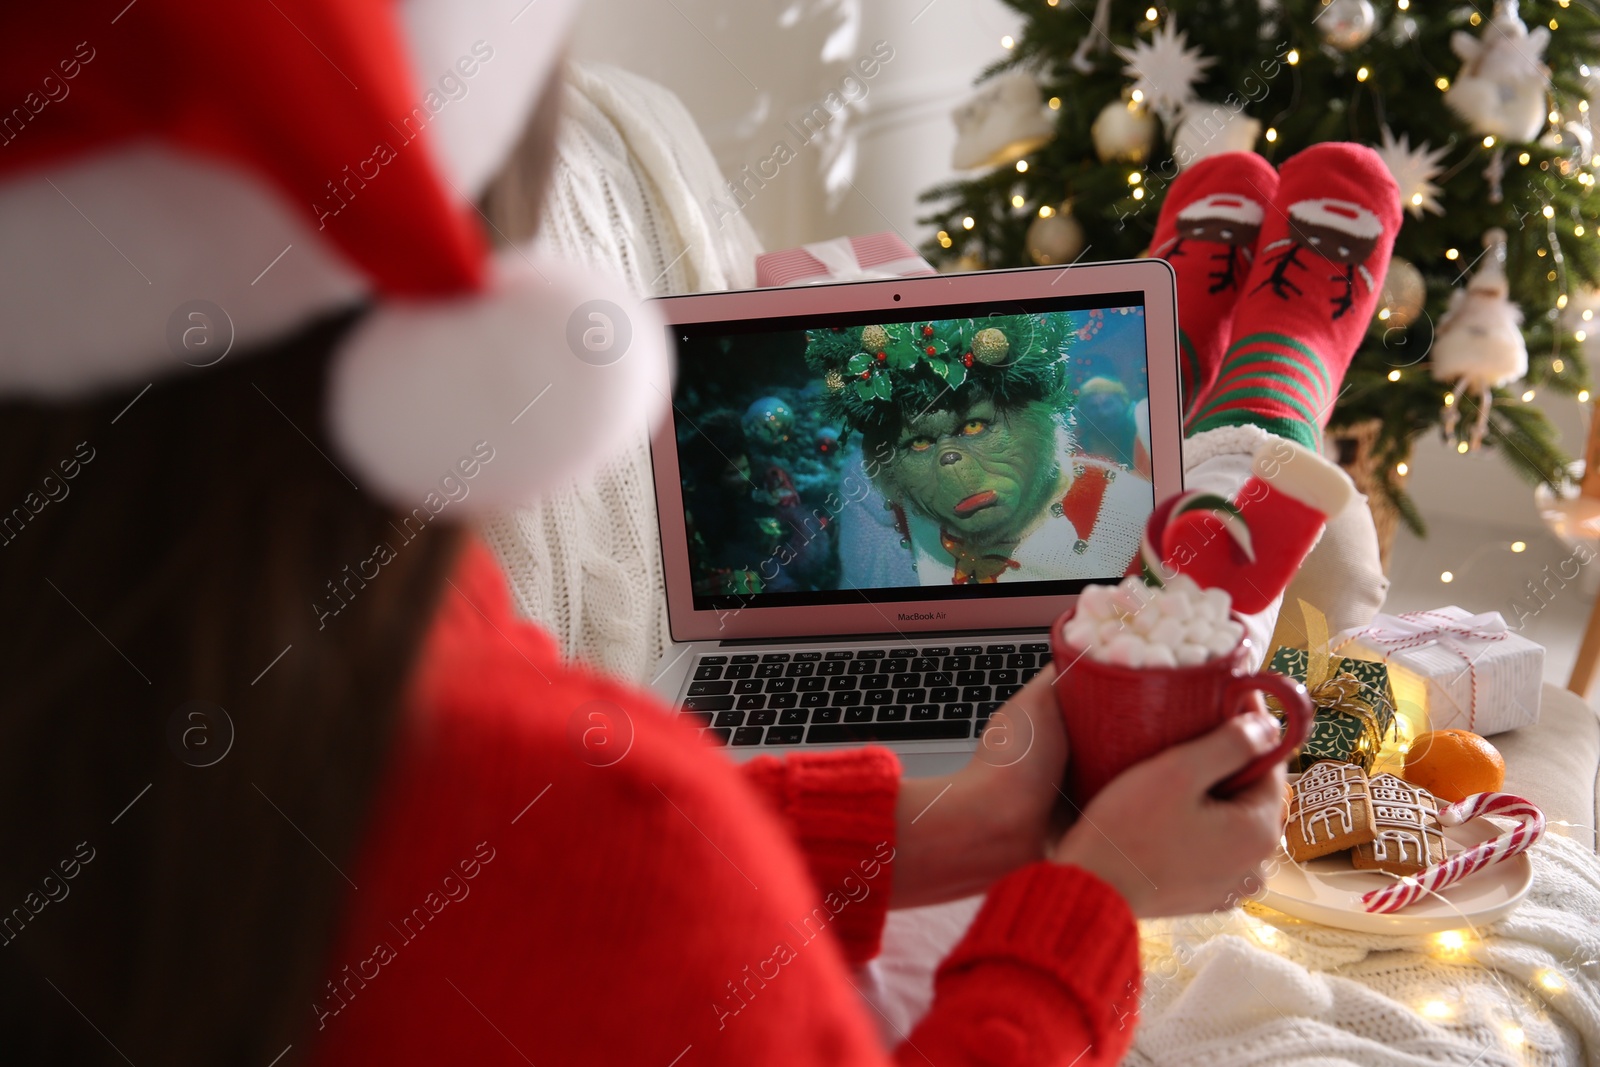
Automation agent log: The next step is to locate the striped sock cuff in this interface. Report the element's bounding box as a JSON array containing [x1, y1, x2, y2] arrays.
[[1185, 331, 1331, 446], [1186, 407, 1319, 450]]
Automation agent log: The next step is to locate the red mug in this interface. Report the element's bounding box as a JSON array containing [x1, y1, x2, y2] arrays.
[[1050, 605, 1314, 809]]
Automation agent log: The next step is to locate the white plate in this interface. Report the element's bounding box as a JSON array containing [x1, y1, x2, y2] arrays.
[[1257, 817, 1534, 934]]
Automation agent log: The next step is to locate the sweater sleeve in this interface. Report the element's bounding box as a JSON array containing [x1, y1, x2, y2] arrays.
[[738, 748, 901, 966], [902, 862, 1142, 1066]]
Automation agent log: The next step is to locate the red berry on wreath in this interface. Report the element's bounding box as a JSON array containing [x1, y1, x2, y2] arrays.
[[925, 345, 937, 356], [922, 325, 934, 337], [875, 351, 887, 363], [962, 352, 974, 367], [859, 370, 871, 380]]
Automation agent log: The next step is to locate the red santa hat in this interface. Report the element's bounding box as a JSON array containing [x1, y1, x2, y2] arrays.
[[0, 0, 672, 512]]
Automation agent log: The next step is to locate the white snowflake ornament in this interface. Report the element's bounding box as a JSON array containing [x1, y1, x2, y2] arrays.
[[1375, 126, 1449, 218], [1443, 0, 1551, 142], [1116, 21, 1215, 126]]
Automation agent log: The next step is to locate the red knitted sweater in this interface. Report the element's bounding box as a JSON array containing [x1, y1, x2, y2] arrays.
[[307, 543, 1141, 1066]]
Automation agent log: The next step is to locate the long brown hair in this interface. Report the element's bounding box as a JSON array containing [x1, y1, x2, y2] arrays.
[[0, 309, 464, 1063], [1, 59, 567, 1065]]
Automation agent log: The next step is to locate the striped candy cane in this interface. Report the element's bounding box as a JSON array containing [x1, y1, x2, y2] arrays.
[[1361, 792, 1544, 914]]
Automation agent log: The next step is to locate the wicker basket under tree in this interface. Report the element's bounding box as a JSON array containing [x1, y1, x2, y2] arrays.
[[1328, 419, 1414, 575]]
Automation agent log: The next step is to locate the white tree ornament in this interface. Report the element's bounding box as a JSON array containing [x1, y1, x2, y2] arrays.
[[1375, 126, 1449, 218], [1443, 0, 1551, 143], [950, 71, 1056, 171], [1115, 21, 1215, 126], [1431, 228, 1529, 449]]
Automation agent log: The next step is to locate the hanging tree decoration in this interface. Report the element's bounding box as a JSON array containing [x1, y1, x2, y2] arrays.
[[1317, 0, 1377, 51], [1374, 126, 1449, 218], [1114, 20, 1216, 127], [1431, 228, 1529, 450], [1091, 90, 1159, 164], [949, 70, 1057, 171], [1444, 0, 1551, 143]]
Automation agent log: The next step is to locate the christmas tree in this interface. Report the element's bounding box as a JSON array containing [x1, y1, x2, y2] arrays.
[[920, 0, 1600, 534]]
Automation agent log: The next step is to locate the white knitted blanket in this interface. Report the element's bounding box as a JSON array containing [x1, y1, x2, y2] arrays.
[[862, 832, 1600, 1066], [475, 61, 763, 682]]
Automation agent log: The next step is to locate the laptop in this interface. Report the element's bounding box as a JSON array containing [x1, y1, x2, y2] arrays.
[[647, 260, 1184, 776]]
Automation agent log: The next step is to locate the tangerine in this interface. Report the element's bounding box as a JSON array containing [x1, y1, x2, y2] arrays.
[[1402, 729, 1505, 803]]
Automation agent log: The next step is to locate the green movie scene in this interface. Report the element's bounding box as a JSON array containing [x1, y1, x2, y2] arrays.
[[672, 306, 1156, 602]]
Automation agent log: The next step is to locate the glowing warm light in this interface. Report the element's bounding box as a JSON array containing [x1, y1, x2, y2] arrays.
[[1483, 135, 1497, 148], [1440, 571, 1455, 583], [1436, 930, 1467, 952], [1131, 88, 1145, 104], [962, 216, 975, 230], [1001, 35, 1015, 48], [1554, 358, 1565, 372], [1016, 160, 1029, 173], [1049, 96, 1061, 110], [1558, 295, 1569, 310], [1457, 441, 1470, 454], [1038, 205, 1054, 217], [1411, 193, 1423, 206], [1146, 6, 1159, 19], [1132, 187, 1146, 200], [1398, 0, 1409, 8], [1011, 194, 1026, 208], [1422, 999, 1453, 1019], [1519, 151, 1532, 165], [1444, 392, 1456, 405], [1544, 205, 1556, 218], [1504, 1025, 1526, 1047], [1387, 370, 1402, 382], [1582, 390, 1593, 403], [1586, 310, 1596, 321], [1551, 109, 1563, 124], [938, 233, 953, 248], [1396, 461, 1409, 476], [1550, 18, 1559, 28], [1539, 970, 1567, 992], [1446, 248, 1460, 260], [1470, 10, 1482, 24], [1512, 541, 1527, 553], [1578, 225, 1587, 236], [1287, 50, 1301, 65], [1522, 389, 1537, 402], [1357, 67, 1371, 82], [1435, 76, 1449, 90], [1578, 330, 1589, 342], [1129, 172, 1142, 184]]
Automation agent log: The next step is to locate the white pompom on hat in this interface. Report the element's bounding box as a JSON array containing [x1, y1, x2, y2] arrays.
[[1, 0, 671, 514]]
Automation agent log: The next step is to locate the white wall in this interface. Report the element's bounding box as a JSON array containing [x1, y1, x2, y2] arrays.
[[567, 0, 1022, 253]]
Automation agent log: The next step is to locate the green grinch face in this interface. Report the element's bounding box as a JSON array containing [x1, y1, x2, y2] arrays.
[[881, 399, 1059, 541]]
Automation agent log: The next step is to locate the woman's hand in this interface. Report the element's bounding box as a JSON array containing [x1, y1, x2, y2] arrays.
[[889, 666, 1069, 908], [1049, 708, 1288, 918]]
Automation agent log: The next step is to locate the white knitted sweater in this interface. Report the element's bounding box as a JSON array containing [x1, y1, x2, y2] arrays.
[[475, 61, 763, 682]]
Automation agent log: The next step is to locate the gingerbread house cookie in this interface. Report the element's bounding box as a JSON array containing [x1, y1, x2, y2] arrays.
[[1285, 760, 1376, 861], [1351, 773, 1447, 876]]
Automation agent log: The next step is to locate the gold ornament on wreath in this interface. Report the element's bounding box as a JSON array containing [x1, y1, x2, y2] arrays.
[[971, 327, 1011, 365], [860, 324, 889, 352]]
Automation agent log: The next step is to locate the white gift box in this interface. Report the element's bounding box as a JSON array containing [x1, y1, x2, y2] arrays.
[[1334, 606, 1543, 737]]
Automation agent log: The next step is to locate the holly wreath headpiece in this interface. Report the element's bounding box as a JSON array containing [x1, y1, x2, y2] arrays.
[[803, 314, 1074, 441]]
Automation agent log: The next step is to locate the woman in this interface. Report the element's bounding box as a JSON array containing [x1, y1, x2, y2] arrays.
[[0, 2, 1290, 1064]]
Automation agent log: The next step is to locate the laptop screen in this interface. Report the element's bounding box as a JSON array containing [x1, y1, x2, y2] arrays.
[[669, 291, 1156, 613]]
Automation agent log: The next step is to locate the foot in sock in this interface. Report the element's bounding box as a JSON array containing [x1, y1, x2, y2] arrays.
[[1148, 151, 1280, 415], [1186, 143, 1402, 449]]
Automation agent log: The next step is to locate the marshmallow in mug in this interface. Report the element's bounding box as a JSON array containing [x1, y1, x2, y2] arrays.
[[1062, 575, 1244, 668]]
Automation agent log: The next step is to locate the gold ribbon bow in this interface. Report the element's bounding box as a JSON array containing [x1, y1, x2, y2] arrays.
[[1297, 598, 1389, 769]]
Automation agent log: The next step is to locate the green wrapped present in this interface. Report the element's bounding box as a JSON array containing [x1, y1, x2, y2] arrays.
[[1266, 647, 1398, 773]]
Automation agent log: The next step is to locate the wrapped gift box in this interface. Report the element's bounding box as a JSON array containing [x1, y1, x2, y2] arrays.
[[1334, 607, 1542, 737], [1266, 647, 1398, 773], [755, 232, 936, 288]]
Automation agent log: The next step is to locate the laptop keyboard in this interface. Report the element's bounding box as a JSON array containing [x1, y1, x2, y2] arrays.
[[679, 641, 1052, 748]]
